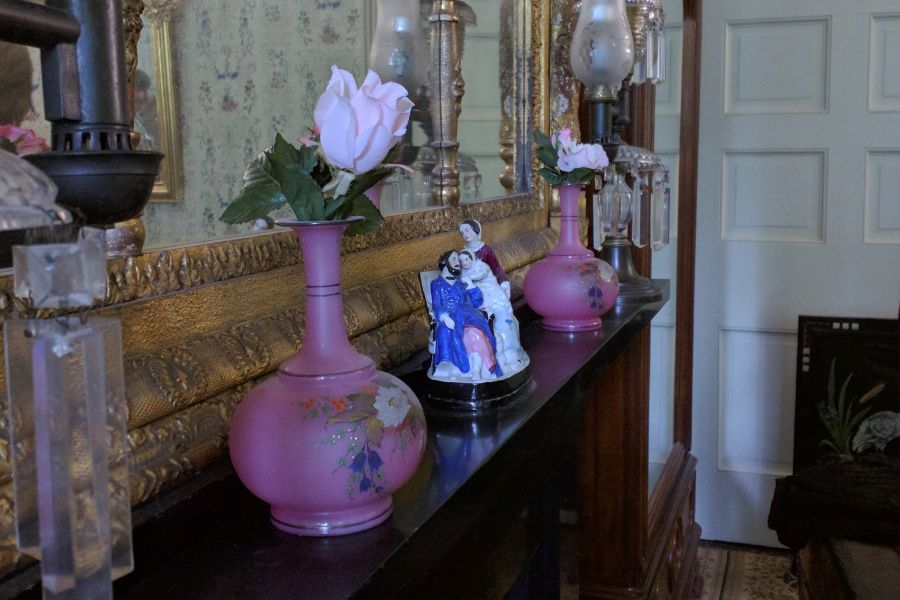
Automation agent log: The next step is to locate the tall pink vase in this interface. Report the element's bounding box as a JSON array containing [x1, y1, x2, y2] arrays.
[[523, 183, 619, 332], [229, 218, 426, 536]]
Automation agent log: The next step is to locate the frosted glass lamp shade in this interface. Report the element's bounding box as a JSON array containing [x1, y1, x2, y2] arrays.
[[570, 0, 635, 101], [369, 0, 427, 94]]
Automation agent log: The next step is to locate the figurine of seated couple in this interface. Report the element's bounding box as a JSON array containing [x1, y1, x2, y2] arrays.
[[425, 220, 529, 384]]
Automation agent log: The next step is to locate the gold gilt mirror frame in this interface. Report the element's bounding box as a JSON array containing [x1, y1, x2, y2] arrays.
[[139, 0, 184, 203], [0, 0, 581, 579]]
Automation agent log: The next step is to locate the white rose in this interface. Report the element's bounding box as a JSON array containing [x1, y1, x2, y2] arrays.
[[313, 66, 414, 174]]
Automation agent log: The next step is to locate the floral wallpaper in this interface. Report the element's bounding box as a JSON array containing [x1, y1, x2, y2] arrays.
[[143, 0, 369, 248]]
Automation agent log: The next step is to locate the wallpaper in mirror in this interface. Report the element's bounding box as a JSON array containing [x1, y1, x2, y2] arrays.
[[11, 0, 531, 250], [648, 0, 683, 496]]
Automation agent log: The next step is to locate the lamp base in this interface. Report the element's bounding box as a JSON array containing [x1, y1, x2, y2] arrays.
[[104, 218, 145, 258], [599, 236, 662, 304]]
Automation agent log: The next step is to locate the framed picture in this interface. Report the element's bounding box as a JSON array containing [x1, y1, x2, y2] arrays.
[[793, 316, 899, 472]]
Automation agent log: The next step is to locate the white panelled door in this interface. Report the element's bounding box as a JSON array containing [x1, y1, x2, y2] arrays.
[[694, 0, 900, 545]]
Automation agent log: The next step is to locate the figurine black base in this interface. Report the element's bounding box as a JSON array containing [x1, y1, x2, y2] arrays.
[[425, 367, 533, 413]]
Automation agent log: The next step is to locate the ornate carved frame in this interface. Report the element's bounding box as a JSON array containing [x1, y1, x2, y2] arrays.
[[142, 0, 184, 203], [0, 0, 581, 579]]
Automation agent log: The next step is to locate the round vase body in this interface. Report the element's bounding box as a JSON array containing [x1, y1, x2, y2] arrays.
[[229, 219, 426, 536], [230, 366, 426, 536], [523, 184, 619, 332]]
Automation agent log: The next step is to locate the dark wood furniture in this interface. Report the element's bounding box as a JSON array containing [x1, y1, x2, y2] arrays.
[[4, 284, 692, 599], [799, 539, 900, 600], [577, 0, 704, 596]]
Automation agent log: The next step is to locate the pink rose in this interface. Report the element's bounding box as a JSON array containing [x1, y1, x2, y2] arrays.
[[551, 128, 608, 173], [313, 66, 413, 174], [0, 124, 48, 156], [551, 128, 574, 149]]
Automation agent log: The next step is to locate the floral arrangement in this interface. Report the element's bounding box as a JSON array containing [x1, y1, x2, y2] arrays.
[[221, 65, 413, 236], [533, 128, 609, 185], [302, 383, 425, 498], [0, 125, 48, 156]]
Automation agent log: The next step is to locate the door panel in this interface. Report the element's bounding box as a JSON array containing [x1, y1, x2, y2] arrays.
[[694, 0, 900, 545]]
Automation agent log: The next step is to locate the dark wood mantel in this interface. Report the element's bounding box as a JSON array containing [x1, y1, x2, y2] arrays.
[[92, 283, 677, 600], [6, 281, 700, 599]]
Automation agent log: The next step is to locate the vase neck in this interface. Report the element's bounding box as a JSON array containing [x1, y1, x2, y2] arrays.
[[280, 221, 373, 378], [553, 184, 592, 258]]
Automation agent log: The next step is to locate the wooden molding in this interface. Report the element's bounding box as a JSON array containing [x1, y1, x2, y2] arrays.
[[674, 0, 703, 449]]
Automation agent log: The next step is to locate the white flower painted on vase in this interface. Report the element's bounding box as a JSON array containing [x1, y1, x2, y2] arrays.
[[373, 386, 411, 428]]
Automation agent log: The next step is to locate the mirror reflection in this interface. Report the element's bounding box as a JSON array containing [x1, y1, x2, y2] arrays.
[[9, 0, 531, 250], [131, 0, 531, 248], [648, 0, 682, 495]]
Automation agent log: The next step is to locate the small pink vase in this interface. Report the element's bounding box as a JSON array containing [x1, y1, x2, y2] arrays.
[[229, 217, 426, 536], [363, 182, 383, 210], [523, 183, 619, 332]]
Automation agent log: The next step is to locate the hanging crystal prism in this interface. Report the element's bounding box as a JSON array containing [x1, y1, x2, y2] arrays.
[[649, 24, 666, 84], [650, 168, 671, 250], [5, 228, 131, 599], [630, 168, 650, 248]]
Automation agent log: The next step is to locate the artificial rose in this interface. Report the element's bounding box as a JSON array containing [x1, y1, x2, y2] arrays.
[[0, 124, 48, 156], [313, 65, 413, 174], [551, 127, 608, 173]]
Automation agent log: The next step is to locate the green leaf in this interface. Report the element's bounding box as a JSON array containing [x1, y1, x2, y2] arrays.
[[562, 167, 599, 184], [345, 196, 384, 236], [0, 138, 17, 155], [837, 372, 853, 425], [536, 145, 558, 169], [346, 167, 393, 200], [296, 143, 319, 173], [270, 132, 302, 164], [266, 152, 326, 220], [533, 130, 558, 168], [538, 167, 562, 185], [533, 129, 553, 149], [220, 182, 287, 223], [327, 168, 392, 219], [326, 410, 374, 425]]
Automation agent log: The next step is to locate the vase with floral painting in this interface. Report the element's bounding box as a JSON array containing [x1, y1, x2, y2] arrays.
[[223, 66, 425, 536], [523, 129, 619, 332]]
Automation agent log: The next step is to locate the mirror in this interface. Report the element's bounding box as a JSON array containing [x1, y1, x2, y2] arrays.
[[8, 0, 533, 251], [136, 1, 183, 204], [648, 0, 682, 495], [131, 0, 532, 249]]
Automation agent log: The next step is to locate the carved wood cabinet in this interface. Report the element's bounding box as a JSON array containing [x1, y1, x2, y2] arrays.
[[576, 0, 704, 597]]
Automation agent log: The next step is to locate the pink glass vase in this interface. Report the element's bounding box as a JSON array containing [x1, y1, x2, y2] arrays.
[[523, 183, 619, 331], [363, 182, 382, 210], [229, 218, 427, 536]]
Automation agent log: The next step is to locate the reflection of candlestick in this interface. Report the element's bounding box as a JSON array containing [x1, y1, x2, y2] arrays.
[[428, 0, 464, 206], [498, 0, 516, 193]]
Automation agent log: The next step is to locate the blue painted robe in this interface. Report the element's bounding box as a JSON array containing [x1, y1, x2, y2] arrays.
[[430, 276, 502, 376]]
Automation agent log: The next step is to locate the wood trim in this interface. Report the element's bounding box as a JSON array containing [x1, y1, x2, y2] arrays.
[[579, 327, 651, 596], [673, 0, 703, 449]]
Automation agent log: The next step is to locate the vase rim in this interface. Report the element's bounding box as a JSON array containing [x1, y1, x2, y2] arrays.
[[276, 216, 365, 228]]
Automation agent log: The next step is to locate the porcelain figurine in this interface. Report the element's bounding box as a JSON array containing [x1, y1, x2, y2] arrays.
[[459, 219, 510, 299], [458, 249, 528, 374], [420, 223, 531, 411], [430, 250, 502, 381]]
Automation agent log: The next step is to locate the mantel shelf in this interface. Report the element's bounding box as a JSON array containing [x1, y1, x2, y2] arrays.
[[10, 282, 670, 600]]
